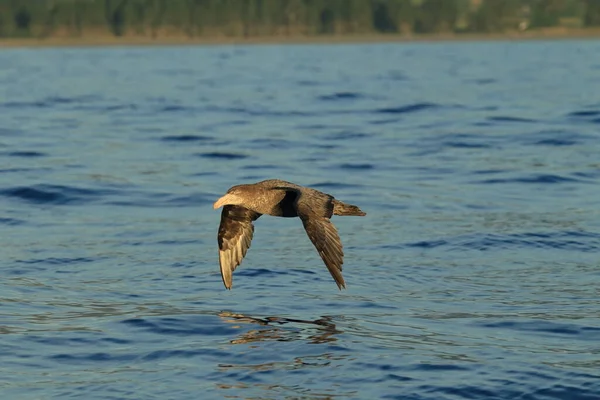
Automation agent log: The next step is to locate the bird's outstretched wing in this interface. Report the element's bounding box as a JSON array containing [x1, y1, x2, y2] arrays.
[[291, 190, 346, 290], [218, 205, 261, 289]]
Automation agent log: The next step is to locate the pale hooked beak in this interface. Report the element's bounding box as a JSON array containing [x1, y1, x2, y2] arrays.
[[213, 193, 239, 210]]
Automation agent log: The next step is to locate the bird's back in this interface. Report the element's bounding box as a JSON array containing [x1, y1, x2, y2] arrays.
[[254, 179, 334, 218]]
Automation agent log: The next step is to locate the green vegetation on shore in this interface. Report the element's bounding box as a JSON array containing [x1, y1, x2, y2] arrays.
[[1, 0, 599, 40]]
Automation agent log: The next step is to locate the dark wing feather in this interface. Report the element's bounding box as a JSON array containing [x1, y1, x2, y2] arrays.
[[218, 205, 261, 289], [293, 192, 346, 290]]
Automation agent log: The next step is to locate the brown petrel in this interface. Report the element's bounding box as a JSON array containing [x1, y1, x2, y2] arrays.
[[213, 179, 366, 290]]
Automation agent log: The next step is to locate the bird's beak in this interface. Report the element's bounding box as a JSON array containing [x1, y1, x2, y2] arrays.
[[213, 193, 235, 210]]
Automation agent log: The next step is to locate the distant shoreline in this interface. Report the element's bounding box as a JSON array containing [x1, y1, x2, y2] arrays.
[[1, 28, 600, 49]]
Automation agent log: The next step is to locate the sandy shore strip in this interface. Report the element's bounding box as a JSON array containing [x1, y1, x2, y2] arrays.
[[1, 28, 600, 49]]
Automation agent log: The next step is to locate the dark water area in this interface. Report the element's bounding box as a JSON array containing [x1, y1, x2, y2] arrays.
[[1, 40, 600, 399]]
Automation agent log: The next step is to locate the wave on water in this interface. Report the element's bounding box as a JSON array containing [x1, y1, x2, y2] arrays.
[[318, 92, 364, 101], [406, 230, 600, 252], [0, 184, 112, 205], [160, 135, 214, 142], [487, 116, 537, 123], [197, 152, 249, 160], [203, 105, 316, 118], [159, 105, 193, 113], [0, 95, 105, 110], [443, 141, 492, 149], [470, 78, 496, 85], [15, 257, 98, 265], [568, 109, 600, 123], [3, 151, 47, 157], [569, 110, 600, 117], [374, 102, 439, 115], [475, 174, 584, 184], [0, 183, 213, 208], [246, 138, 297, 149], [121, 315, 238, 337], [242, 164, 281, 170], [476, 319, 600, 338], [195, 102, 456, 119], [0, 217, 25, 226], [415, 380, 600, 400], [532, 138, 578, 147], [321, 131, 369, 140], [105, 191, 213, 208], [339, 163, 375, 170], [100, 103, 138, 112]]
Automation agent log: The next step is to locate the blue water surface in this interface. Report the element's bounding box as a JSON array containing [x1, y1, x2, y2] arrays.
[[1, 39, 600, 400]]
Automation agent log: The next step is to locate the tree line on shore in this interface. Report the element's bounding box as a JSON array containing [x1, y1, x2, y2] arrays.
[[1, 0, 599, 39]]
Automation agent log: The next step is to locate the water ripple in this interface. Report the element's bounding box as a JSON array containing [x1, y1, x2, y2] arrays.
[[318, 92, 363, 101], [0, 184, 112, 205], [0, 217, 25, 226], [568, 110, 600, 118], [2, 40, 600, 400], [375, 102, 439, 114], [3, 151, 47, 157], [121, 316, 237, 337], [197, 152, 249, 160], [160, 134, 214, 142], [487, 116, 537, 123], [407, 231, 600, 252], [339, 163, 375, 170], [475, 174, 583, 184]]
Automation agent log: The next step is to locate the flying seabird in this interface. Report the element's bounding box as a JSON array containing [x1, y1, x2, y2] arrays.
[[213, 179, 366, 290]]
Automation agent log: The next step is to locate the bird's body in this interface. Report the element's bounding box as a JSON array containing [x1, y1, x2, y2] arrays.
[[213, 179, 366, 290]]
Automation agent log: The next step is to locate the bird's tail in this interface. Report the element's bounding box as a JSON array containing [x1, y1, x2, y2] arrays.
[[333, 200, 366, 216]]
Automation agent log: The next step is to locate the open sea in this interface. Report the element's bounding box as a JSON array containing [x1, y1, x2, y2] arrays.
[[1, 39, 600, 400]]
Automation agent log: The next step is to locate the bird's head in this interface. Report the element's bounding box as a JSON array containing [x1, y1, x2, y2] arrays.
[[213, 185, 248, 210]]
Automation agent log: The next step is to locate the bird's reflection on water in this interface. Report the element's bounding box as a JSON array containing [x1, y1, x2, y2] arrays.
[[215, 312, 351, 398], [218, 311, 342, 345]]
